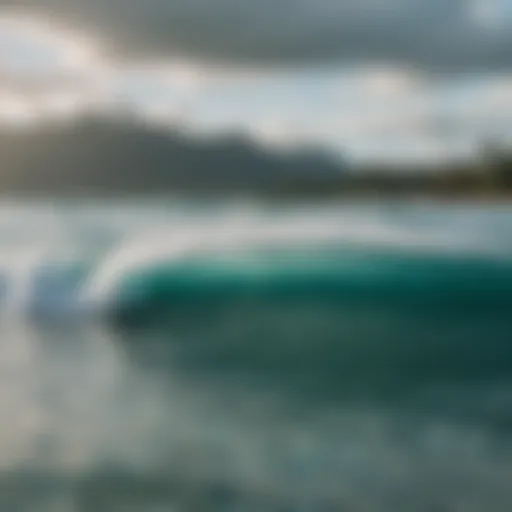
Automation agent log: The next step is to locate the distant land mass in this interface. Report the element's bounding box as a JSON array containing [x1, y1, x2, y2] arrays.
[[0, 116, 345, 196], [1, 116, 512, 199]]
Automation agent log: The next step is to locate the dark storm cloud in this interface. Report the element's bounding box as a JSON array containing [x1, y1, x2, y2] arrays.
[[1, 0, 512, 69]]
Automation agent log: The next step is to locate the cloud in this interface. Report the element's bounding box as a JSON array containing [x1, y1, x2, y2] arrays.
[[1, 11, 512, 165], [0, 13, 108, 122], [468, 0, 510, 31], [0, 90, 35, 125], [0, 14, 103, 85], [3, 0, 512, 70]]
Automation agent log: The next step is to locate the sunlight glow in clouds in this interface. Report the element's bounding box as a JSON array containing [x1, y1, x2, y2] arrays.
[[0, 12, 108, 123], [0, 10, 512, 165], [357, 66, 420, 98], [0, 91, 35, 126], [0, 13, 101, 79]]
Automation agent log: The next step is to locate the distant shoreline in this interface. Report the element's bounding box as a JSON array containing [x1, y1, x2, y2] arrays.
[[1, 190, 512, 204], [1, 115, 512, 201]]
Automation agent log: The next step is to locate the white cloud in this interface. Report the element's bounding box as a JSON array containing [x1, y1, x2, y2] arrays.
[[0, 12, 108, 123], [351, 66, 423, 99], [0, 91, 36, 126], [0, 13, 102, 82]]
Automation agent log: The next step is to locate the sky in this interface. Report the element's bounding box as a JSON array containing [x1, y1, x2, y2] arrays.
[[0, 1, 511, 166]]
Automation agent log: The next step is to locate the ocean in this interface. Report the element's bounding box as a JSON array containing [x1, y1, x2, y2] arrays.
[[1, 198, 512, 511]]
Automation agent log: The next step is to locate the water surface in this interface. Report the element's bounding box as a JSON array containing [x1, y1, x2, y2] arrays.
[[0, 199, 511, 511]]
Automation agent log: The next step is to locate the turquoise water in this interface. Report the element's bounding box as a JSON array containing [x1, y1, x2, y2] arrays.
[[1, 200, 512, 510]]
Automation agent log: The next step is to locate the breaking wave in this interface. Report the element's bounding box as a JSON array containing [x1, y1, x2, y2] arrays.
[[0, 204, 508, 398]]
